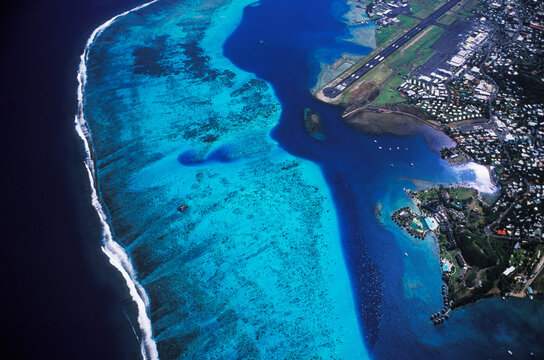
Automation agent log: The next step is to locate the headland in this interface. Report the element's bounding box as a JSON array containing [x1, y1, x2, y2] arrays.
[[314, 0, 544, 321]]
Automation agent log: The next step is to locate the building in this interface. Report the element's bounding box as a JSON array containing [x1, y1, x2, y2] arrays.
[[503, 266, 516, 276], [456, 253, 467, 268]]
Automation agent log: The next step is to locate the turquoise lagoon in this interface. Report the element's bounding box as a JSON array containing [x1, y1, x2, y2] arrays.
[[84, 0, 368, 358], [83, 0, 544, 358]]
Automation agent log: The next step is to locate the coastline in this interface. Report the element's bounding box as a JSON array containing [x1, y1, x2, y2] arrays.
[[79, 0, 370, 357], [343, 104, 442, 131], [341, 103, 457, 154], [310, 0, 523, 331], [403, 189, 539, 310], [73, 0, 544, 357], [74, 1, 160, 359]]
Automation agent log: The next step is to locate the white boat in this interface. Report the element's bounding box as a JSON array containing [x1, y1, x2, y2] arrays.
[[405, 252, 408, 256]]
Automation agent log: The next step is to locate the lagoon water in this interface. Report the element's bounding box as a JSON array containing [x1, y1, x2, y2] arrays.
[[83, 0, 544, 358]]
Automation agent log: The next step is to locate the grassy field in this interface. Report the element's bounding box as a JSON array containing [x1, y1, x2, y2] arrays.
[[388, 26, 443, 69], [376, 15, 420, 48], [438, 0, 485, 24], [364, 25, 444, 104], [329, 15, 421, 90], [532, 269, 544, 293], [320, 3, 459, 104], [437, 13, 457, 25], [463, 0, 486, 14], [319, 10, 422, 103], [410, 0, 447, 19], [373, 75, 406, 105], [449, 187, 477, 202]]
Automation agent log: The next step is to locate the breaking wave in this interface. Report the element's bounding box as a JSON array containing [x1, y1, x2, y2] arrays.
[[74, 1, 160, 359], [452, 162, 499, 194]]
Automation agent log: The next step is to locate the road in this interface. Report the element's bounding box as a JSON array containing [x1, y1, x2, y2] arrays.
[[509, 253, 544, 298], [323, 0, 462, 98]]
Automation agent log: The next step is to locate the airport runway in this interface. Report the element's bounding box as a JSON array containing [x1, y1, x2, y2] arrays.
[[323, 0, 462, 98]]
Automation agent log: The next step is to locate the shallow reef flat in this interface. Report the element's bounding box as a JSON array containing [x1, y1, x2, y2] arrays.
[[84, 0, 368, 358]]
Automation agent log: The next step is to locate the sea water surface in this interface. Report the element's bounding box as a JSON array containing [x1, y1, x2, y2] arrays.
[[83, 0, 544, 358]]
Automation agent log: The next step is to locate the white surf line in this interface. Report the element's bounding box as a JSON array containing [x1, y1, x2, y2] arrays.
[[74, 1, 160, 359]]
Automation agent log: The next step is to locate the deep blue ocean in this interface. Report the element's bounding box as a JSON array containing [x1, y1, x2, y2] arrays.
[[3, 0, 542, 359], [224, 0, 544, 358], [0, 1, 153, 359]]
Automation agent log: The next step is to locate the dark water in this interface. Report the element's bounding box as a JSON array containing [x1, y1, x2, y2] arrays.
[[0, 1, 146, 358], [2, 0, 541, 358], [224, 0, 544, 358]]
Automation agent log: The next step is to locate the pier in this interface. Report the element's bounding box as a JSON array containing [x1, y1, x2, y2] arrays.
[[430, 283, 453, 325]]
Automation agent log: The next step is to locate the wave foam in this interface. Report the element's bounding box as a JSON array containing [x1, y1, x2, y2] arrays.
[[452, 162, 499, 194], [74, 1, 159, 359]]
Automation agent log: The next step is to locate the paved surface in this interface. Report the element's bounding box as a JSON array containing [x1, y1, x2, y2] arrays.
[[323, 0, 462, 98], [412, 18, 474, 76]]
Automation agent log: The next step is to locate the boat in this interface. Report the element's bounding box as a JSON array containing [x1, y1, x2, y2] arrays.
[[410, 163, 414, 166], [177, 204, 189, 212], [379, 146, 382, 149], [405, 252, 408, 256]]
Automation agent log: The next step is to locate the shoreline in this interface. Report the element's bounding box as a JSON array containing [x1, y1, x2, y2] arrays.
[[340, 103, 458, 152], [74, 1, 160, 359], [313, 48, 514, 322], [342, 103, 443, 132], [77, 0, 371, 357], [400, 182, 544, 320], [406, 189, 539, 308]]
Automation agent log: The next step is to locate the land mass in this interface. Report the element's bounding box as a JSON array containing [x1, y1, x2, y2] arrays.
[[315, 0, 544, 317]]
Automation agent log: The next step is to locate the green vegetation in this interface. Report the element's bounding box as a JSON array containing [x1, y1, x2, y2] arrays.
[[388, 26, 443, 69], [343, 25, 444, 104], [457, 229, 497, 268], [532, 270, 544, 293], [408, 185, 544, 306], [437, 13, 457, 25], [449, 187, 477, 202], [373, 75, 406, 105], [376, 15, 420, 48], [508, 246, 543, 277], [463, 0, 486, 14], [437, 0, 486, 25], [409, 0, 447, 18]]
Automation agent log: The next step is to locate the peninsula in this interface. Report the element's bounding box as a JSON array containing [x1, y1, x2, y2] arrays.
[[316, 0, 544, 314]]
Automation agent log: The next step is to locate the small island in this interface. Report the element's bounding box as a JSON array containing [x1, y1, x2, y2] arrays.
[[303, 107, 325, 141]]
